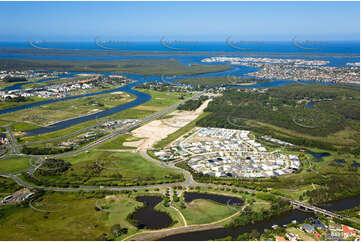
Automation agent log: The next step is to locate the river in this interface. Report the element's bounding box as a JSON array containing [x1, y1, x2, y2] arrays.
[[0, 58, 358, 136], [158, 195, 359, 241]]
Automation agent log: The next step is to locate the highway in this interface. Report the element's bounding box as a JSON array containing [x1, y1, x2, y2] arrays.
[[4, 125, 19, 154]]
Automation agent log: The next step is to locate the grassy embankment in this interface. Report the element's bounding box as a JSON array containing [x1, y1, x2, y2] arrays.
[[177, 199, 236, 225], [1, 92, 134, 128]]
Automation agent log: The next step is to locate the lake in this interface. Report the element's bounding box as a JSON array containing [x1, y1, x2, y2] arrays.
[[129, 196, 173, 230], [183, 192, 243, 206]]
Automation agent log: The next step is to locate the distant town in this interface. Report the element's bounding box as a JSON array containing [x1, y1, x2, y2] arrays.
[[202, 56, 360, 84], [0, 71, 133, 100]]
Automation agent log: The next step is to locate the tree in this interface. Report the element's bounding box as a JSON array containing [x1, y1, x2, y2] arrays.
[[173, 195, 180, 202], [96, 233, 109, 241], [237, 233, 251, 241], [180, 202, 186, 209], [250, 229, 260, 239], [111, 224, 122, 237]]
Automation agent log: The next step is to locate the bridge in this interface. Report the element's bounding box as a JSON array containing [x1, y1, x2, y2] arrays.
[[290, 200, 344, 219]]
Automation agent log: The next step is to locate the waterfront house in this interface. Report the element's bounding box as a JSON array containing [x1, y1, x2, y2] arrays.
[[301, 224, 317, 233], [342, 225, 356, 239]]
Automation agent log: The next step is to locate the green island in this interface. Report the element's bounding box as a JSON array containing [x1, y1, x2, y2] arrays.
[[175, 76, 268, 87], [0, 58, 231, 76]]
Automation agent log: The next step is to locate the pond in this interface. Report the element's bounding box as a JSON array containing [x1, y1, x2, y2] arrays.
[[305, 102, 316, 108], [129, 196, 173, 230], [308, 151, 331, 161], [183, 192, 244, 206], [319, 196, 360, 211], [334, 159, 347, 164]]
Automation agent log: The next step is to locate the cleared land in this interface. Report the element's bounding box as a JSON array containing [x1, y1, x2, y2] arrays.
[[126, 99, 211, 149]]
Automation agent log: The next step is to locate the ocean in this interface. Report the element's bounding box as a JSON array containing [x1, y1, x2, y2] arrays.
[[0, 40, 359, 55]]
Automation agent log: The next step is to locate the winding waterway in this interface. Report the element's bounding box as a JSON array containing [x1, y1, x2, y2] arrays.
[[24, 81, 152, 136], [0, 58, 358, 136], [159, 196, 360, 241]]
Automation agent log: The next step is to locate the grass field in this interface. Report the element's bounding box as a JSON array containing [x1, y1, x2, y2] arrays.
[[189, 188, 271, 213], [31, 150, 184, 187], [95, 134, 140, 150], [96, 193, 143, 240], [0, 97, 48, 110], [176, 198, 237, 225], [11, 122, 40, 132], [134, 89, 191, 110], [0, 157, 32, 174], [0, 191, 140, 240]]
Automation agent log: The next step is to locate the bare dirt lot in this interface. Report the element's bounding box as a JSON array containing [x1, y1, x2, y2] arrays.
[[124, 100, 211, 149]]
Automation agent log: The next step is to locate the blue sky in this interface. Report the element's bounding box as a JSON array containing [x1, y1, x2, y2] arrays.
[[0, 1, 359, 41]]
